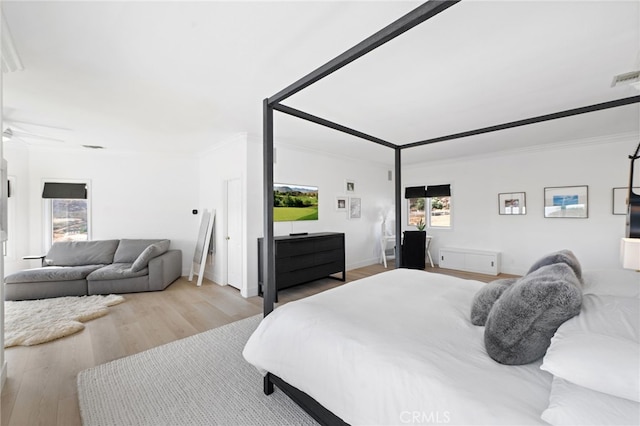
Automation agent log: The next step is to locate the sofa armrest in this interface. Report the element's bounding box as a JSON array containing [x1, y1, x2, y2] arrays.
[[23, 254, 47, 266], [148, 249, 182, 291]]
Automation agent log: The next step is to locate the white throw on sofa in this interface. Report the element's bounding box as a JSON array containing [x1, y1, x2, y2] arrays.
[[4, 239, 182, 301]]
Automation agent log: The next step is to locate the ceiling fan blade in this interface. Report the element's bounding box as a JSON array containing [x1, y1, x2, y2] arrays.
[[7, 128, 65, 143], [4, 119, 71, 132]]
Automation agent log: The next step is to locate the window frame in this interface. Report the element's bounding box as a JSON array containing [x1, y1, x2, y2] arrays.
[[43, 179, 92, 249], [427, 195, 452, 229], [406, 192, 452, 230]]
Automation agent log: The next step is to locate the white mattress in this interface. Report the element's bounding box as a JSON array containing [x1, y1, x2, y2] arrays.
[[243, 268, 553, 425]]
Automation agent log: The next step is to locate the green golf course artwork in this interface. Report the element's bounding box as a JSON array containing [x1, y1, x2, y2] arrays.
[[274, 183, 318, 222]]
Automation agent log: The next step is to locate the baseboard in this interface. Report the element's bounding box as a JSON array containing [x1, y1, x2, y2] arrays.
[[347, 257, 383, 271], [204, 270, 217, 284]]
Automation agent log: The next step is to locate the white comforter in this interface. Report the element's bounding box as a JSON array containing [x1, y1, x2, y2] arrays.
[[243, 269, 553, 425]]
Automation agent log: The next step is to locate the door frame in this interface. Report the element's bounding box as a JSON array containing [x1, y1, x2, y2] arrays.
[[224, 176, 244, 292]]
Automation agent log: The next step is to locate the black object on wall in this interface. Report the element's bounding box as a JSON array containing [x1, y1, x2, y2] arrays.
[[426, 184, 451, 197], [405, 186, 426, 198], [42, 182, 87, 199], [401, 231, 426, 270], [627, 142, 640, 238]]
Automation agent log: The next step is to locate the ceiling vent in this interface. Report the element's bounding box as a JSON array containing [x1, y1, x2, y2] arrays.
[[1, 14, 24, 73], [611, 70, 640, 90]]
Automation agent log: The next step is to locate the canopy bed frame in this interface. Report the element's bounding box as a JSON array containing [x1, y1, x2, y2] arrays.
[[260, 1, 640, 424]]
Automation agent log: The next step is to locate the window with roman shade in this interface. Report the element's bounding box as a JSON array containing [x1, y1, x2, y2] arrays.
[[426, 184, 451, 228], [42, 182, 87, 199], [406, 184, 452, 229], [425, 184, 451, 198], [42, 181, 90, 244]]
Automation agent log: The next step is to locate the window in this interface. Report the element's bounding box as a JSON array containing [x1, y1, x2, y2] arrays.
[[428, 196, 451, 228], [51, 199, 89, 242], [408, 197, 425, 227], [407, 184, 451, 229], [42, 181, 90, 245]]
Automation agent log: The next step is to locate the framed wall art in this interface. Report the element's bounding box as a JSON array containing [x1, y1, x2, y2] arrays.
[[498, 192, 526, 215], [612, 187, 640, 215], [336, 196, 348, 212], [345, 179, 356, 193], [349, 197, 361, 219], [544, 185, 588, 218]]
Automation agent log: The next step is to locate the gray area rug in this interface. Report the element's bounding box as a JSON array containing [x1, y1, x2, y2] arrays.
[[77, 315, 317, 425]]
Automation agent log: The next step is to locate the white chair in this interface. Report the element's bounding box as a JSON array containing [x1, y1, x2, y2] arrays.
[[425, 235, 434, 268], [380, 218, 396, 268]]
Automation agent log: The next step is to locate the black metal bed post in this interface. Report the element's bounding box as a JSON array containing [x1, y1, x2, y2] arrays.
[[394, 147, 402, 268], [268, 0, 460, 105], [403, 95, 640, 149], [626, 141, 640, 238], [273, 104, 396, 149], [263, 99, 276, 316]]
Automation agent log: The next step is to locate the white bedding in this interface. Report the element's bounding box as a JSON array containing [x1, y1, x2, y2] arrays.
[[243, 269, 553, 425]]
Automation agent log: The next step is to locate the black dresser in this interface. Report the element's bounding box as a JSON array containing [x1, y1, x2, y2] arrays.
[[258, 232, 345, 297]]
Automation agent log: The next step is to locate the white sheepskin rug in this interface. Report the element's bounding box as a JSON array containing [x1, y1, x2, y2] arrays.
[[4, 294, 125, 348]]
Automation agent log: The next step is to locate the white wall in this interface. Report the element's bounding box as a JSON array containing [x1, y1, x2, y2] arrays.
[[2, 143, 29, 277], [197, 133, 249, 294], [3, 144, 199, 276], [197, 135, 393, 297], [246, 136, 263, 297], [5, 131, 635, 302], [402, 136, 638, 275], [273, 143, 395, 270], [1, 69, 5, 390]]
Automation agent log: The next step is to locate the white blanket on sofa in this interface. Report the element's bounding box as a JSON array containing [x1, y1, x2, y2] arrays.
[[243, 268, 553, 425]]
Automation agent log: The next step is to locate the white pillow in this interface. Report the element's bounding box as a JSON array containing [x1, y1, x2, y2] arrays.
[[542, 376, 640, 426], [582, 269, 639, 298], [541, 294, 640, 402]]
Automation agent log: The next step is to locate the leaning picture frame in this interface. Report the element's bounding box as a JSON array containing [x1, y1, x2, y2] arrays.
[[544, 185, 588, 218], [498, 192, 526, 215], [612, 187, 640, 215]]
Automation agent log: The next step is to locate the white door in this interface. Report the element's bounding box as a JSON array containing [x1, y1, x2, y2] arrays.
[[226, 178, 243, 290]]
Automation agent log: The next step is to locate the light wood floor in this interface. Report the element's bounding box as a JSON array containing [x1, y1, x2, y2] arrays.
[[1, 263, 515, 426]]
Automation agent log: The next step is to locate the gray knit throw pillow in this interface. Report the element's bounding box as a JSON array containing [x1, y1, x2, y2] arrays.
[[470, 278, 518, 326], [484, 263, 582, 365]]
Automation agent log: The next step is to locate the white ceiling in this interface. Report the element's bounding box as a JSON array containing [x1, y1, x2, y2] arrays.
[[2, 1, 639, 166]]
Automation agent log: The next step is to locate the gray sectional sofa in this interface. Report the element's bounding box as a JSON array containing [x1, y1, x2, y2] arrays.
[[4, 239, 182, 301]]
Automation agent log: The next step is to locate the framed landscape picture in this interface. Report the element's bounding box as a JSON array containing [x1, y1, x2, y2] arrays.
[[273, 183, 319, 222], [498, 192, 526, 215], [544, 185, 588, 218]]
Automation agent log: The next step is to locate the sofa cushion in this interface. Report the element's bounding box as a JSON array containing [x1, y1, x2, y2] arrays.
[[5, 265, 104, 284], [113, 239, 169, 263], [45, 240, 120, 266], [87, 263, 149, 281], [131, 241, 170, 272]]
